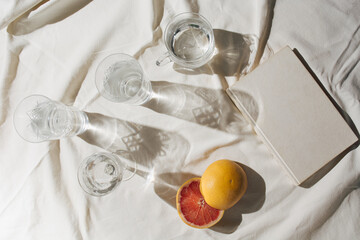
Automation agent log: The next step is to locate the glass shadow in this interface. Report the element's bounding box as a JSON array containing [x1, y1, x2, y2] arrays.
[[173, 29, 273, 77], [142, 81, 258, 134], [78, 112, 190, 171]]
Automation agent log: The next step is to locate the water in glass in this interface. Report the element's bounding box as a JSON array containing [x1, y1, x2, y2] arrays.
[[28, 101, 87, 140]]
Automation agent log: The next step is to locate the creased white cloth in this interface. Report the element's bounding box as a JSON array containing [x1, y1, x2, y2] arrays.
[[0, 0, 43, 29], [0, 0, 359, 239]]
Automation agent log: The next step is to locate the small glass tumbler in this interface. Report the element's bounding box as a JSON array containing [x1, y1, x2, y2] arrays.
[[77, 152, 136, 197], [95, 53, 152, 105], [13, 95, 88, 143], [156, 12, 215, 68]]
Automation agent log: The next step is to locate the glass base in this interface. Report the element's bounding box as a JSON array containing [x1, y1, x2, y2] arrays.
[[78, 152, 136, 197]]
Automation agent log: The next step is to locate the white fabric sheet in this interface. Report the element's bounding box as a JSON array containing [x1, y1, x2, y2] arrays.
[[0, 0, 359, 239]]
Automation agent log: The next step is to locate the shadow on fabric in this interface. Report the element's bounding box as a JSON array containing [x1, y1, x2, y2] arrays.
[[293, 48, 360, 188], [211, 163, 266, 234], [152, 172, 199, 208], [172, 30, 263, 78], [78, 112, 190, 171], [142, 81, 252, 135], [139, 163, 265, 234], [7, 0, 92, 35], [251, 0, 276, 71]]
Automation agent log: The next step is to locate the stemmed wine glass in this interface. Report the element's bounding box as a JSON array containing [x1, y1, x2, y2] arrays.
[[77, 152, 136, 196]]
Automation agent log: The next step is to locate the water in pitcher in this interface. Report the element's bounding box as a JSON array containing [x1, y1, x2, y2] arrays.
[[171, 24, 212, 61]]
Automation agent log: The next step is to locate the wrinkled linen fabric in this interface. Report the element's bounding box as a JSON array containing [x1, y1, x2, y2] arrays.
[[0, 0, 43, 29], [0, 0, 359, 239]]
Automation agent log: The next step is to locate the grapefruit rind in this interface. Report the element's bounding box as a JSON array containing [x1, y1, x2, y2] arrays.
[[176, 178, 224, 229], [200, 160, 248, 210]]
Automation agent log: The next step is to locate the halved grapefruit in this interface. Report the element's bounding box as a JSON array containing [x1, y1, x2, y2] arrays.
[[176, 178, 224, 229]]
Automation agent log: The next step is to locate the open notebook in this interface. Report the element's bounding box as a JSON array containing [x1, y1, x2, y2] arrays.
[[227, 47, 358, 185]]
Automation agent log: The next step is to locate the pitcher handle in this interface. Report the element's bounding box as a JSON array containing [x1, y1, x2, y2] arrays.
[[156, 52, 171, 66]]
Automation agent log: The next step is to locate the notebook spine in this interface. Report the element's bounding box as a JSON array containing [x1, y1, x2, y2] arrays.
[[226, 88, 300, 185]]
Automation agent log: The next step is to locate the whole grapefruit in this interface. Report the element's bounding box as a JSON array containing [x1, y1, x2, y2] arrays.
[[200, 159, 247, 210]]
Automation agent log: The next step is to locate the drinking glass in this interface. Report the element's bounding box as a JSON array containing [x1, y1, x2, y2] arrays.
[[13, 95, 89, 143], [95, 53, 152, 105], [77, 152, 136, 196], [156, 12, 215, 68]]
